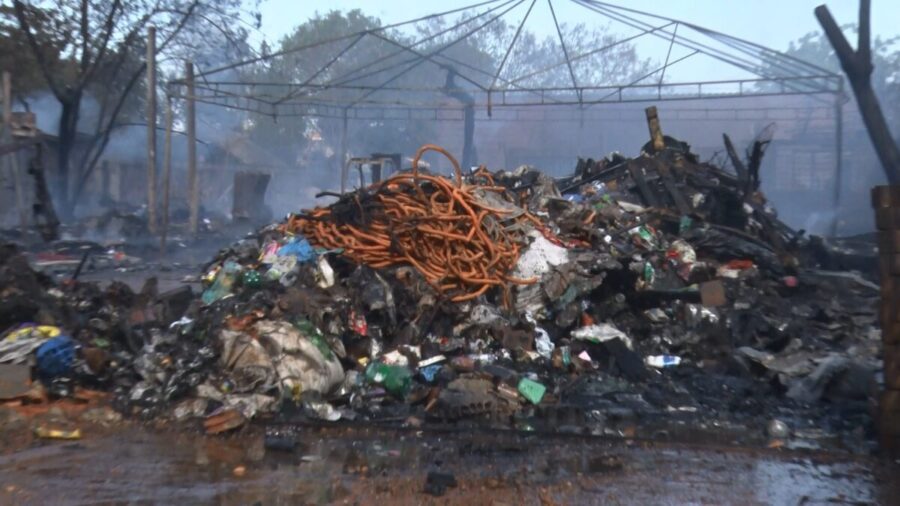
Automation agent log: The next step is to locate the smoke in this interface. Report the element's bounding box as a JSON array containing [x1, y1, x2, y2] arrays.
[[8, 79, 885, 240], [17, 92, 101, 134]]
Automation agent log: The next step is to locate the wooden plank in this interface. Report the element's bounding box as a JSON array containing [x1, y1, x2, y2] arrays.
[[875, 207, 900, 229], [644, 106, 665, 152], [627, 159, 661, 207], [654, 158, 691, 214]]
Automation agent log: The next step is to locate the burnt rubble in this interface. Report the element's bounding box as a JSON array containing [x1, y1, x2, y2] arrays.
[[0, 136, 882, 450]]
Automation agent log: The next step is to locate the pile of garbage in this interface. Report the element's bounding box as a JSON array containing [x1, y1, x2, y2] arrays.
[[0, 137, 881, 446]]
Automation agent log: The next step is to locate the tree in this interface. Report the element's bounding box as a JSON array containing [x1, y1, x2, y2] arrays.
[[0, 4, 71, 107], [765, 24, 900, 132], [815, 1, 899, 183], [5, 0, 255, 218]]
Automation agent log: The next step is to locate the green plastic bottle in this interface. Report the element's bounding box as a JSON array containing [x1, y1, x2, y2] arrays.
[[365, 361, 412, 397]]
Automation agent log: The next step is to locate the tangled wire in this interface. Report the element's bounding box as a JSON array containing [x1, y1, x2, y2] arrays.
[[283, 144, 541, 303]]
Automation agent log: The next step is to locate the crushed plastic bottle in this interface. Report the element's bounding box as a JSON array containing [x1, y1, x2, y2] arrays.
[[644, 355, 682, 368], [202, 260, 241, 305], [365, 361, 412, 397], [679, 215, 693, 234], [643, 262, 655, 283], [631, 225, 658, 249]]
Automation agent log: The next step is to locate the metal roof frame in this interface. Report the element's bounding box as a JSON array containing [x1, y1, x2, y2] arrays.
[[166, 0, 844, 120]]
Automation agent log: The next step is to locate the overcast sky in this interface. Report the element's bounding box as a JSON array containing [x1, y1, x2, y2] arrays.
[[253, 0, 899, 82]]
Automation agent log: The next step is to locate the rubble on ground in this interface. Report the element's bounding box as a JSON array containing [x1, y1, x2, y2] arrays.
[[0, 136, 882, 450]]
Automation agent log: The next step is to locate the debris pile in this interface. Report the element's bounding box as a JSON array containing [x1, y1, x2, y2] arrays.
[[0, 136, 881, 448], [285, 144, 540, 302]]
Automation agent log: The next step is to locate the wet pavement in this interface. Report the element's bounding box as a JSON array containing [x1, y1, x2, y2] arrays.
[[0, 423, 897, 505]]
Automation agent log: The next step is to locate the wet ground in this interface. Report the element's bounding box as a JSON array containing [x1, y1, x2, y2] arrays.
[[0, 420, 897, 505], [9, 242, 898, 504]]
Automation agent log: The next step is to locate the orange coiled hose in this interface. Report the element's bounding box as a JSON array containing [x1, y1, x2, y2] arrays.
[[282, 144, 540, 303]]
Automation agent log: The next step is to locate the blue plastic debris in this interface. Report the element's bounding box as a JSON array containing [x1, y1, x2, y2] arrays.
[[36, 336, 76, 378], [277, 237, 316, 263], [419, 364, 442, 383]]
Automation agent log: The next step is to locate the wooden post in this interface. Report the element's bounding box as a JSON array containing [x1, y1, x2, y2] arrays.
[[146, 26, 157, 233], [2, 71, 28, 230], [160, 96, 173, 256], [872, 186, 900, 455], [644, 106, 665, 152], [185, 61, 199, 236], [339, 108, 349, 193], [831, 92, 845, 236]]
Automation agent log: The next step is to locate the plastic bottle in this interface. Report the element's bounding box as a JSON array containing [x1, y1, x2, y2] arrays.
[[201, 260, 241, 305], [365, 361, 412, 397], [644, 355, 681, 368]]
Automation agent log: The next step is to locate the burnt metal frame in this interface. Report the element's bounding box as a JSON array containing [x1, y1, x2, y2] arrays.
[[166, 0, 846, 221], [168, 0, 843, 114]]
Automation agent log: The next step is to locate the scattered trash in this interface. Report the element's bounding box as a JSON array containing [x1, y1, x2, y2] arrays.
[[572, 324, 632, 349], [365, 361, 412, 397], [0, 135, 883, 447], [277, 237, 315, 262], [645, 355, 682, 368], [518, 378, 546, 405], [255, 320, 345, 395], [767, 419, 791, 439], [534, 327, 555, 359], [264, 431, 298, 451], [204, 408, 247, 435], [33, 426, 82, 440], [35, 336, 76, 378]]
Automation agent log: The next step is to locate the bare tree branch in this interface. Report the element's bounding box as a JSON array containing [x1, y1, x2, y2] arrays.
[[11, 0, 63, 98], [856, 0, 872, 75], [815, 1, 900, 183], [72, 0, 202, 203], [79, 0, 91, 74], [76, 2, 194, 190], [80, 0, 124, 86]]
